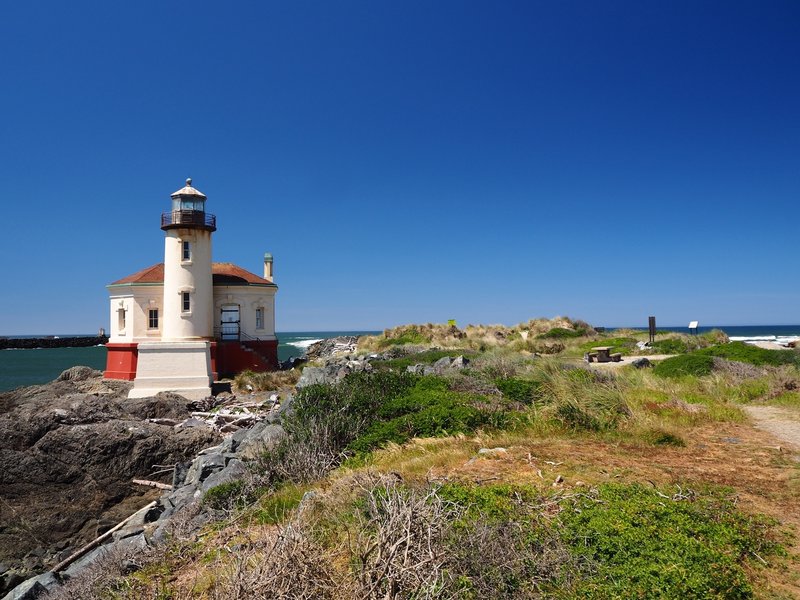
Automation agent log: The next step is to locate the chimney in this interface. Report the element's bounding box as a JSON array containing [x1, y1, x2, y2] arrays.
[[263, 252, 274, 282]]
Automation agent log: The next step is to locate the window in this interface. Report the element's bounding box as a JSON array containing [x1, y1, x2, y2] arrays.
[[182, 241, 191, 261], [182, 292, 191, 312], [118, 309, 126, 332], [148, 309, 159, 329], [255, 308, 264, 329]]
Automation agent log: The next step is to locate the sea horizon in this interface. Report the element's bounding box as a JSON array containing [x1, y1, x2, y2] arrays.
[[3, 325, 800, 393]]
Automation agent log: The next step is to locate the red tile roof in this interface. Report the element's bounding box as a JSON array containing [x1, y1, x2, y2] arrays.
[[110, 263, 273, 286]]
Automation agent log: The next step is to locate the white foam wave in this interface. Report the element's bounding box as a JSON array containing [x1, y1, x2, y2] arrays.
[[286, 338, 324, 350]]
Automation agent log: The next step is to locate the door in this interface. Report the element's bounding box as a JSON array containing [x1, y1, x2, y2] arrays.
[[220, 305, 240, 340]]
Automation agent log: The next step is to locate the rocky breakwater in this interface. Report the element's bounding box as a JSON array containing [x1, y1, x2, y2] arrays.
[[0, 367, 219, 596], [0, 336, 108, 350]]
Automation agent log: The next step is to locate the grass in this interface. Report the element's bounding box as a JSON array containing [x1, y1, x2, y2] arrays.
[[374, 348, 472, 371], [50, 322, 800, 598], [696, 341, 800, 367], [653, 354, 716, 378]]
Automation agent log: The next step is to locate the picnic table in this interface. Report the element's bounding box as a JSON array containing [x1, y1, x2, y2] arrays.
[[591, 346, 613, 363]]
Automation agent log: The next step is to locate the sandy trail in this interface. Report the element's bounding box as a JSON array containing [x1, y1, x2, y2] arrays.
[[744, 405, 800, 450]]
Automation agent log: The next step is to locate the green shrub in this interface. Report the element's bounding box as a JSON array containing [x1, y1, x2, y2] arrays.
[[537, 327, 587, 339], [495, 377, 543, 405], [347, 377, 503, 454], [560, 483, 782, 598], [435, 481, 782, 598], [376, 349, 472, 371], [653, 354, 715, 378], [696, 341, 800, 367], [650, 337, 691, 354]]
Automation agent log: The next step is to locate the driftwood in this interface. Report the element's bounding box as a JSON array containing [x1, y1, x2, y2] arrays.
[[132, 479, 173, 490], [50, 500, 157, 574]]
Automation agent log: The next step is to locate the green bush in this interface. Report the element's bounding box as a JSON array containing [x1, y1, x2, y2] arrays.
[[347, 377, 503, 454], [537, 327, 587, 339], [653, 354, 715, 378], [650, 337, 691, 354], [495, 377, 543, 405], [560, 483, 781, 598], [696, 341, 800, 367], [376, 349, 472, 371], [434, 481, 782, 598]]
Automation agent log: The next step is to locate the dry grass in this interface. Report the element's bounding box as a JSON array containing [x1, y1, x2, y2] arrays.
[[358, 317, 594, 353], [232, 368, 300, 393]]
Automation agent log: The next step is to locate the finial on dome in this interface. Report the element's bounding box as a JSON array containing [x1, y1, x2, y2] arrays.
[[186, 177, 192, 186]]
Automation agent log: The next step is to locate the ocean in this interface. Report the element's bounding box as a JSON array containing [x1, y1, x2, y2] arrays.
[[0, 331, 377, 393], [2, 326, 798, 393]]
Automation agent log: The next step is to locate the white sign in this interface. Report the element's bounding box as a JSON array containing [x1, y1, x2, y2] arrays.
[[688, 321, 699, 329]]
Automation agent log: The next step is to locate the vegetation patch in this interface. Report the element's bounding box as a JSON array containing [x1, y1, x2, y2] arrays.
[[696, 341, 800, 367], [375, 349, 472, 371], [495, 376, 543, 405], [347, 377, 509, 454], [559, 483, 782, 598], [653, 354, 715, 378], [537, 326, 588, 339]]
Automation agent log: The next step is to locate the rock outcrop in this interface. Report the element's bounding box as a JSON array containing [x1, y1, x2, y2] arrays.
[[0, 369, 219, 593], [304, 336, 360, 361]]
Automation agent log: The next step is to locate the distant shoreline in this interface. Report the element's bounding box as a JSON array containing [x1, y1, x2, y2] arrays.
[[0, 336, 108, 350]]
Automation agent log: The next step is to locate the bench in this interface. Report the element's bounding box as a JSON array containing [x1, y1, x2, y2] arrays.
[[611, 353, 623, 362], [585, 352, 598, 363]]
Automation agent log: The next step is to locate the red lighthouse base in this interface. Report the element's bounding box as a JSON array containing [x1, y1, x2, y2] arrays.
[[212, 339, 279, 377], [103, 343, 139, 380]]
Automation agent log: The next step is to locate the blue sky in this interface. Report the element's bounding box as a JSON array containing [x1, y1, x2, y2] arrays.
[[0, 1, 798, 334]]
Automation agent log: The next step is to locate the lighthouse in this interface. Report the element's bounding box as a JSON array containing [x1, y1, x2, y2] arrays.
[[104, 179, 280, 398], [127, 179, 217, 400]]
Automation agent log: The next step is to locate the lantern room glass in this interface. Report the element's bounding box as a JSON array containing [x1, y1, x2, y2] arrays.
[[172, 197, 205, 212]]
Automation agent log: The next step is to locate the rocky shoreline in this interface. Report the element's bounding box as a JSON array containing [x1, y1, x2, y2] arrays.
[[3, 336, 464, 599]]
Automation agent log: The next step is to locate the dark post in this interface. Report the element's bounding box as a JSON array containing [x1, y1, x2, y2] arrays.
[[648, 316, 656, 343]]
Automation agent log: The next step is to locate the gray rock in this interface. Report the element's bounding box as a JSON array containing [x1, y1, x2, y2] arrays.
[[296, 367, 327, 388], [185, 453, 226, 485], [178, 417, 208, 429], [172, 461, 190, 487], [631, 358, 652, 369], [237, 424, 286, 459], [1, 572, 58, 600], [57, 366, 101, 382], [433, 356, 453, 370], [451, 355, 470, 369], [63, 545, 109, 578], [200, 459, 249, 493]]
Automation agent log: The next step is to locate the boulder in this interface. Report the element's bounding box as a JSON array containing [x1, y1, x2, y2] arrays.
[[1, 572, 58, 600]]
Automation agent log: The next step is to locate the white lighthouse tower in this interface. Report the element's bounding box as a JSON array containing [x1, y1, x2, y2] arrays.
[[128, 179, 216, 400]]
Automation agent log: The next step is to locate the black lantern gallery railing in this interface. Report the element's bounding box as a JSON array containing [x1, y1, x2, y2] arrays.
[[161, 210, 217, 231]]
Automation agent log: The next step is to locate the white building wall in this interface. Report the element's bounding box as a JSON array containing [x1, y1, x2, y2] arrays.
[[213, 286, 277, 340], [108, 286, 164, 343], [162, 229, 213, 340]]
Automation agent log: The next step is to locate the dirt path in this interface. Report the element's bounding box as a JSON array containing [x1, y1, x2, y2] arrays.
[[744, 405, 800, 450]]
